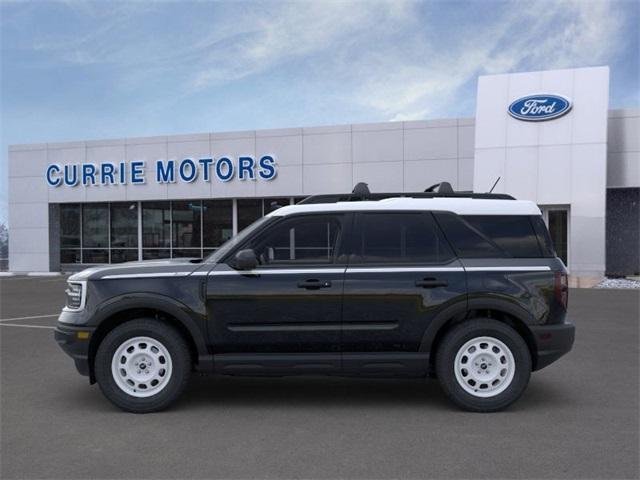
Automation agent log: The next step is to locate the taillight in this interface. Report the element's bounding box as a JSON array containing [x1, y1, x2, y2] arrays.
[[554, 271, 568, 309]]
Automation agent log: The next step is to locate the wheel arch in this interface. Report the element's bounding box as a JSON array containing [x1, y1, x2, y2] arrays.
[[87, 294, 208, 383], [421, 297, 539, 372]]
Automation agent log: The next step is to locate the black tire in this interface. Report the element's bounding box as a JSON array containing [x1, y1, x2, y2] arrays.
[[435, 318, 531, 412], [95, 319, 192, 413]]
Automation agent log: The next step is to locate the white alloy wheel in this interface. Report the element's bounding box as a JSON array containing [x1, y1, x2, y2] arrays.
[[453, 336, 515, 398], [110, 336, 173, 398]]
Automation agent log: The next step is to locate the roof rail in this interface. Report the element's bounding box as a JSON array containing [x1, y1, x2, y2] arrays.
[[297, 182, 515, 204]]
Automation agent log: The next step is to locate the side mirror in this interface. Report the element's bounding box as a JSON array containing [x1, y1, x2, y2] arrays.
[[234, 249, 258, 270]]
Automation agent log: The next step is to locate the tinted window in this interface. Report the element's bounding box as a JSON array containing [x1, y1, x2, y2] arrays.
[[434, 212, 505, 258], [462, 215, 542, 258], [354, 213, 454, 264], [249, 215, 342, 265], [531, 215, 556, 258], [237, 199, 263, 232], [203, 200, 233, 249]]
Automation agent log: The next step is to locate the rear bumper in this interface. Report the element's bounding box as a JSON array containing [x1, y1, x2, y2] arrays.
[[54, 323, 95, 377], [530, 321, 575, 371]]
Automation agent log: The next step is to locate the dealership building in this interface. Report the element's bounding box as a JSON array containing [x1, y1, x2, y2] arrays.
[[7, 66, 640, 283]]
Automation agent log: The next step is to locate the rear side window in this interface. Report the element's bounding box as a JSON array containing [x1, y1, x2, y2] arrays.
[[434, 212, 505, 258], [353, 212, 454, 264], [435, 213, 544, 258], [462, 215, 542, 258]]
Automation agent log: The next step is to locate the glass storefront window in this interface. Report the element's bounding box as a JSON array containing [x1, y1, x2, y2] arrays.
[[60, 204, 81, 247], [142, 202, 170, 259], [203, 199, 233, 249], [59, 197, 297, 265], [237, 199, 263, 232], [60, 249, 81, 264], [142, 249, 170, 260], [172, 201, 202, 255], [60, 204, 81, 264], [83, 204, 109, 248], [111, 203, 138, 248], [111, 249, 138, 263], [83, 249, 109, 264], [264, 197, 290, 214]]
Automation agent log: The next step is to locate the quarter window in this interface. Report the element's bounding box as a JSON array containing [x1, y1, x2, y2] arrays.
[[462, 215, 543, 258], [354, 213, 454, 264]]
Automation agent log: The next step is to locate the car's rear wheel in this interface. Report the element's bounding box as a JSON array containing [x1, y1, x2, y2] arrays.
[[435, 318, 531, 412], [95, 319, 191, 413]]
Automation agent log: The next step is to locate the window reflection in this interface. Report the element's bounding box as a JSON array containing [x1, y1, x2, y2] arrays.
[[203, 200, 233, 249], [237, 199, 263, 232], [83, 204, 109, 248], [59, 197, 294, 265]]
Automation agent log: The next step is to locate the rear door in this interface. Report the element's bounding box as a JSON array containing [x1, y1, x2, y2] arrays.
[[341, 211, 467, 374]]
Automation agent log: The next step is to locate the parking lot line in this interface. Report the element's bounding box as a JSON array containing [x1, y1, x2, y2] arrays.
[[0, 314, 59, 322], [0, 323, 55, 329]]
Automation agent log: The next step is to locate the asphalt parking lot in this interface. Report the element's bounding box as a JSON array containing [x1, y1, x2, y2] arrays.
[[1, 276, 638, 479]]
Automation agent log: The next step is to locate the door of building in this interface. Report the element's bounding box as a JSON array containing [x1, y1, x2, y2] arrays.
[[541, 207, 569, 268]]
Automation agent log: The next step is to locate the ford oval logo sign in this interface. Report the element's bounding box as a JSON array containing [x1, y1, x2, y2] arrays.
[[508, 94, 572, 121]]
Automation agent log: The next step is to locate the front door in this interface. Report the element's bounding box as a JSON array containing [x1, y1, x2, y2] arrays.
[[206, 213, 348, 370], [341, 212, 467, 374]]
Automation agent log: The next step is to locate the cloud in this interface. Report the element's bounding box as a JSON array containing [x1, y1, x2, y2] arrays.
[[3, 0, 632, 121], [349, 0, 626, 121], [189, 1, 414, 90]]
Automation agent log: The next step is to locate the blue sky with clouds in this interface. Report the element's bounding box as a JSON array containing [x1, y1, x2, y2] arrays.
[[1, 0, 638, 225]]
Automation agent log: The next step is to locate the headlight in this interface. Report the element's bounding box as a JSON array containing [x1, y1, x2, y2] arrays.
[[65, 281, 86, 310]]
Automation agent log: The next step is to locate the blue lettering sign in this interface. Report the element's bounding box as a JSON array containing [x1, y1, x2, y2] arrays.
[[101, 162, 115, 185], [215, 157, 234, 182], [238, 157, 255, 180], [45, 155, 277, 187], [156, 160, 175, 183], [198, 158, 213, 182], [64, 164, 78, 186], [130, 161, 145, 184], [258, 156, 277, 180], [46, 164, 61, 187], [179, 159, 197, 183]]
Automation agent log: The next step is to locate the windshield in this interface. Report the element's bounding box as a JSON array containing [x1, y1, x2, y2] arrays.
[[204, 216, 273, 264]]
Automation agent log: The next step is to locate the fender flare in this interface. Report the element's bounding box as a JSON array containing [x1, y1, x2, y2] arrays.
[[90, 293, 209, 357], [418, 299, 467, 353], [418, 295, 536, 353]]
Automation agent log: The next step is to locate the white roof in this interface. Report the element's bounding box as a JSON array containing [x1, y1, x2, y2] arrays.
[[270, 197, 541, 217]]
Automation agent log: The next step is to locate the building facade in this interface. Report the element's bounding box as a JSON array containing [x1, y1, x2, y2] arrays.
[[7, 66, 640, 281]]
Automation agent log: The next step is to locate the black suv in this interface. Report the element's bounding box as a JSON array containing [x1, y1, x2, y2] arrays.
[[55, 187, 574, 413]]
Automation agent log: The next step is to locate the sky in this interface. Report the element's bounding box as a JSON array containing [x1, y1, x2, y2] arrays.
[[1, 0, 638, 225]]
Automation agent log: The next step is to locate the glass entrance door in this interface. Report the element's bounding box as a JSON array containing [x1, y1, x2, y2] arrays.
[[542, 208, 569, 267]]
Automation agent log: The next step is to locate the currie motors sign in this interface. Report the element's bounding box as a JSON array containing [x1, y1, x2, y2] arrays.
[[508, 94, 572, 121], [45, 155, 277, 187]]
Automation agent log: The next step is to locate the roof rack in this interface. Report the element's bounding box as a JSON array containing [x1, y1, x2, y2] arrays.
[[297, 182, 515, 204]]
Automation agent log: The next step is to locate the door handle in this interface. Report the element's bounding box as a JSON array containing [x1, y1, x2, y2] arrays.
[[297, 279, 332, 289], [415, 278, 448, 288]]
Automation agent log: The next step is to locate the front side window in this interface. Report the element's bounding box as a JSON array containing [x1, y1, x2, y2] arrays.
[[246, 215, 343, 266], [353, 213, 454, 264]]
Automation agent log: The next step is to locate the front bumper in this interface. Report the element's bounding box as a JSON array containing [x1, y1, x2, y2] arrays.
[[54, 323, 95, 378], [530, 321, 575, 371]]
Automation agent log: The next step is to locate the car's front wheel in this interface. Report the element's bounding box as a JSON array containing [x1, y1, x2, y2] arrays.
[[435, 318, 531, 412], [95, 319, 191, 413]]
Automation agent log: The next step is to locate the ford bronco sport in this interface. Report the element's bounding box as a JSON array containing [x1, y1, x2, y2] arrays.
[[55, 183, 574, 413]]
